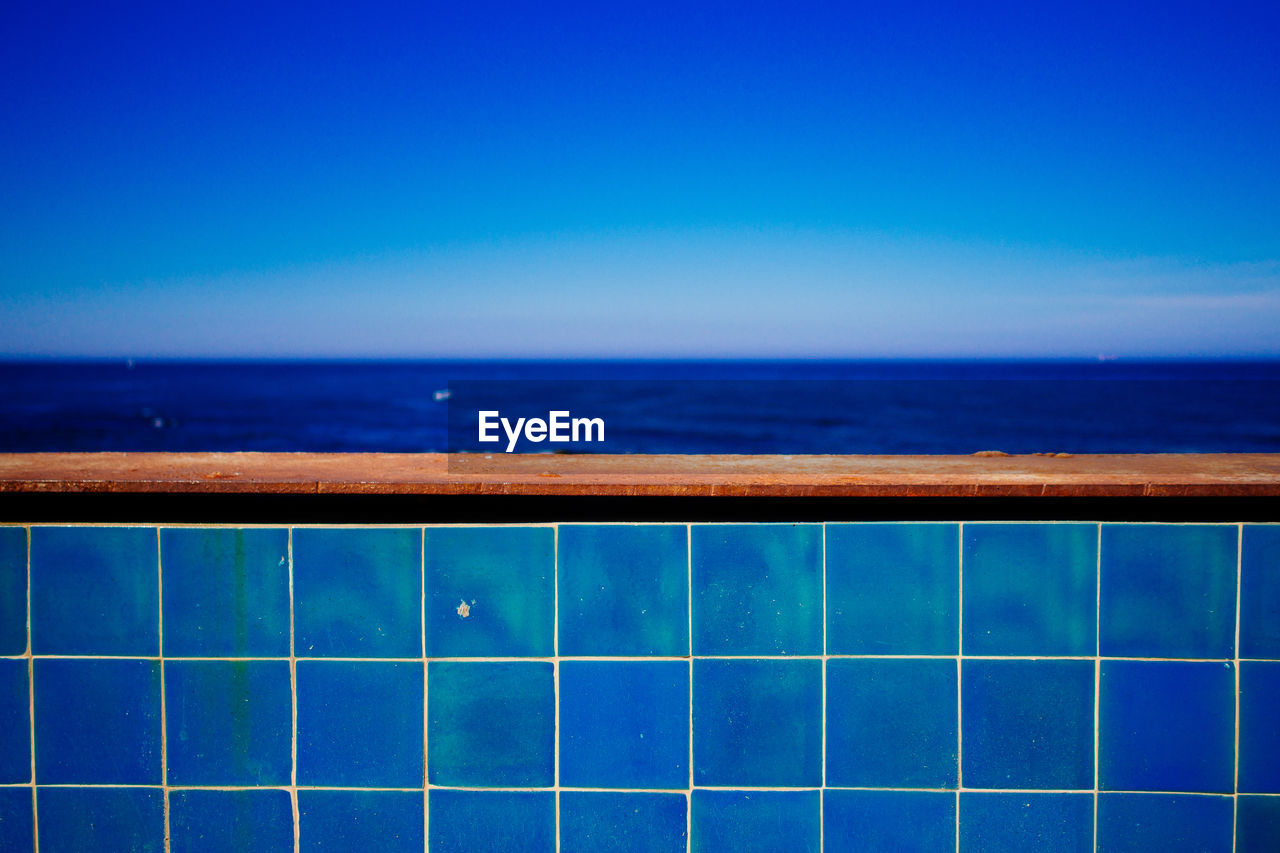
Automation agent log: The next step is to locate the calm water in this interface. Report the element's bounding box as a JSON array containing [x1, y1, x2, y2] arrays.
[[1, 360, 1278, 454]]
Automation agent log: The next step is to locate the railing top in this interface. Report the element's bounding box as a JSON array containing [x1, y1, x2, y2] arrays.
[[1, 453, 1278, 497]]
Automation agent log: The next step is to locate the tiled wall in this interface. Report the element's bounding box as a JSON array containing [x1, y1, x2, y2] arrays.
[[0, 522, 1278, 852]]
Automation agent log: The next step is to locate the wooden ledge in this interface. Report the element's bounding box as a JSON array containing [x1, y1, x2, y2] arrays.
[[0, 453, 1277, 497]]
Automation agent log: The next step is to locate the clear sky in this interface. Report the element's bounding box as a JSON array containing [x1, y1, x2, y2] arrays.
[[2, 2, 1278, 358]]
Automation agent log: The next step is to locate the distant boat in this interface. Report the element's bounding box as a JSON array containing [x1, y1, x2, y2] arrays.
[[433, 389, 451, 401]]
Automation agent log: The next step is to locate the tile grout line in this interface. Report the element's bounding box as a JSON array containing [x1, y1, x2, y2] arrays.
[[820, 522, 827, 853], [289, 528, 299, 853], [157, 528, 170, 853], [26, 525, 38, 853], [4, 781, 1254, 795], [1233, 522, 1242, 853], [553, 523, 560, 853], [956, 522, 963, 853], [11, 652, 1267, 663], [1094, 522, 1102, 853], [421, 525, 428, 851], [11, 522, 1250, 529], [687, 523, 694, 853]]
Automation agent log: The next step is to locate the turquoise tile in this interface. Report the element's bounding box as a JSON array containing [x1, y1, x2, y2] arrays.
[[296, 660, 423, 787], [0, 527, 24, 656], [962, 659, 1094, 790], [299, 790, 423, 852], [38, 787, 163, 853], [34, 658, 161, 784], [560, 792, 687, 853], [1238, 662, 1280, 793], [1241, 524, 1280, 658], [826, 658, 957, 788], [558, 525, 688, 656], [691, 790, 819, 853], [1100, 524, 1236, 658], [165, 660, 291, 786], [694, 658, 821, 787], [0, 659, 29, 784], [963, 523, 1096, 656], [824, 790, 955, 853], [959, 793, 1092, 853], [1238, 796, 1280, 853], [30, 526, 157, 656], [161, 528, 289, 657], [171, 790, 293, 853], [1097, 794, 1233, 852], [560, 660, 688, 789], [15, 515, 1272, 853], [428, 661, 553, 787], [692, 524, 821, 655], [425, 527, 554, 658], [429, 790, 553, 853], [1100, 660, 1234, 793], [294, 528, 421, 658], [0, 787, 32, 853], [826, 523, 958, 655]]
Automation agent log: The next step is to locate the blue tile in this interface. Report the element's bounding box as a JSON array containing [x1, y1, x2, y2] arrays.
[[823, 790, 955, 853], [1239, 661, 1280, 792], [0, 787, 33, 853], [963, 523, 1097, 656], [558, 525, 688, 656], [165, 660, 291, 786], [826, 658, 957, 788], [560, 661, 688, 789], [38, 787, 163, 853], [1100, 660, 1234, 793], [34, 658, 160, 784], [428, 661, 553, 787], [0, 659, 29, 783], [1099, 524, 1236, 658], [171, 789, 293, 853], [294, 528, 421, 658], [694, 658, 821, 787], [299, 790, 423, 853], [560, 792, 687, 853], [959, 793, 1093, 853], [826, 523, 958, 655], [1241, 525, 1280, 659], [296, 660, 423, 787], [1237, 796, 1280, 853], [161, 528, 289, 657], [962, 659, 1094, 790], [429, 790, 553, 853], [1097, 794, 1233, 852], [425, 527, 554, 658], [30, 527, 157, 655], [691, 790, 819, 853], [0, 527, 25, 656], [691, 524, 821, 655]]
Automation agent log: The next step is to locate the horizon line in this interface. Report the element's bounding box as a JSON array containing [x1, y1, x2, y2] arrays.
[[3, 355, 1280, 364]]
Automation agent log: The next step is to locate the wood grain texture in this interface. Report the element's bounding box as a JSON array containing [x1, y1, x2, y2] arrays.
[[0, 453, 1277, 497]]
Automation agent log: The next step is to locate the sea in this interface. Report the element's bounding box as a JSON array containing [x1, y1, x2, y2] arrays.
[[1, 360, 1278, 454]]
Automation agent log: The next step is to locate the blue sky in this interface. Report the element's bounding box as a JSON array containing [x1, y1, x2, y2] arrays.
[[2, 2, 1278, 357]]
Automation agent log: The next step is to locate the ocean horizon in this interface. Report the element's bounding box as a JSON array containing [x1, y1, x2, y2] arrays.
[[2, 358, 1278, 454]]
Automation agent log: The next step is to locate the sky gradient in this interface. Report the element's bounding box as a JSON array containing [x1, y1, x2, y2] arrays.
[[2, 2, 1278, 357]]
